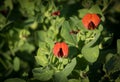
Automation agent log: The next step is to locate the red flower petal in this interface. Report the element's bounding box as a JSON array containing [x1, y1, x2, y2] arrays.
[[82, 13, 100, 30], [53, 42, 68, 57], [82, 13, 92, 28], [61, 42, 68, 57], [53, 42, 61, 57], [91, 14, 101, 27]]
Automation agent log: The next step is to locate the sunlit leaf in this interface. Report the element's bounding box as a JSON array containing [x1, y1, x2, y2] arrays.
[[36, 31, 47, 42], [35, 48, 48, 67], [54, 72, 68, 82], [82, 45, 99, 63], [18, 0, 35, 16], [61, 58, 76, 76], [78, 9, 89, 18], [38, 42, 50, 55]]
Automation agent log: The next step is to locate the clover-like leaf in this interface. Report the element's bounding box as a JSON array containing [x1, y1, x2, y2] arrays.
[[82, 45, 99, 63]]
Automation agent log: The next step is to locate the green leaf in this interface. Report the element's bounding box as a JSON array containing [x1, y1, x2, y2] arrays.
[[61, 21, 77, 45], [55, 17, 65, 28], [13, 57, 20, 71], [38, 42, 50, 55], [82, 45, 99, 63], [62, 58, 69, 65], [78, 9, 89, 18], [68, 79, 80, 82], [0, 14, 6, 30], [4, 78, 26, 82], [85, 31, 101, 47], [54, 58, 76, 82], [18, 0, 35, 16], [115, 77, 120, 82], [4, 0, 13, 10], [20, 42, 35, 53], [77, 20, 87, 30], [54, 72, 68, 82], [89, 5, 102, 14], [32, 68, 53, 81], [105, 55, 120, 74], [98, 24, 103, 32], [80, 77, 90, 82], [36, 30, 54, 49], [61, 58, 76, 76], [117, 39, 120, 54], [105, 53, 114, 63], [35, 56, 48, 67], [35, 48, 48, 67], [69, 16, 81, 30], [36, 31, 47, 42]]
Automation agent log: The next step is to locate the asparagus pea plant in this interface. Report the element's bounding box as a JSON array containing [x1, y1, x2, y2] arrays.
[[1, 0, 120, 82]]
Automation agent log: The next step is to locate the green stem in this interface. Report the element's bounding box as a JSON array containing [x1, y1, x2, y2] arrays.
[[58, 58, 63, 70], [102, 0, 113, 13], [49, 53, 53, 64]]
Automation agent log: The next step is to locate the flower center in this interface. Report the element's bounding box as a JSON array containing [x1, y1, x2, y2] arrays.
[[58, 48, 64, 57], [88, 21, 95, 30]]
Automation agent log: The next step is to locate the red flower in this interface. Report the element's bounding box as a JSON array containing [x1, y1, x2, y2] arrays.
[[53, 42, 68, 57], [51, 10, 60, 16], [82, 13, 100, 30]]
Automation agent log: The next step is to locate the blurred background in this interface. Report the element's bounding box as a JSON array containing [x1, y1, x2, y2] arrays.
[[0, 0, 120, 82]]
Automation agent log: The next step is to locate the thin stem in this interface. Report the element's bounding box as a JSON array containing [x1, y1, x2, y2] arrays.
[[58, 58, 63, 70], [102, 0, 113, 13], [49, 53, 54, 64]]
